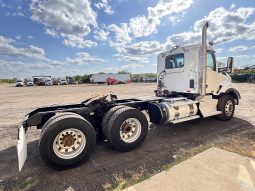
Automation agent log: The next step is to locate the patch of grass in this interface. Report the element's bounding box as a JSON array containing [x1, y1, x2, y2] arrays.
[[216, 136, 255, 158], [0, 186, 5, 191], [162, 135, 255, 171], [103, 169, 150, 191], [14, 177, 38, 191], [102, 174, 127, 191]]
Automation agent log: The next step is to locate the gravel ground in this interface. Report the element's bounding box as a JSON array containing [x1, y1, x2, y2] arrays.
[[0, 83, 254, 191]]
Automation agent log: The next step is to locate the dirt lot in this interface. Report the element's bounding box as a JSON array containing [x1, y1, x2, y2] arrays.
[[0, 83, 254, 191]]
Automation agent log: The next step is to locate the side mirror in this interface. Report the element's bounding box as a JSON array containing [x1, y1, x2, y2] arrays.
[[227, 57, 234, 73]]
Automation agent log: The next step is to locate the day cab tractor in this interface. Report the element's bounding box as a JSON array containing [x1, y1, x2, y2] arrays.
[[17, 22, 240, 171]]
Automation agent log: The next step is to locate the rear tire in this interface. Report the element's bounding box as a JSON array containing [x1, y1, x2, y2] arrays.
[[39, 113, 96, 169], [102, 106, 126, 137], [106, 107, 148, 151], [216, 95, 235, 121]]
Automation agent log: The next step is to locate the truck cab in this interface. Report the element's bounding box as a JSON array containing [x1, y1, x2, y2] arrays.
[[16, 79, 24, 87], [157, 44, 233, 96]]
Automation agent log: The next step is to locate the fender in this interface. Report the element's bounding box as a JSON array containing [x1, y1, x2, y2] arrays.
[[217, 87, 241, 105]]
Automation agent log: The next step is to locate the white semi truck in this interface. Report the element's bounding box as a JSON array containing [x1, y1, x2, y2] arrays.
[[17, 22, 240, 171]]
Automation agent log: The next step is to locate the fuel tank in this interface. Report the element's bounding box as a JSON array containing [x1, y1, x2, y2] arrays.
[[148, 100, 198, 125]]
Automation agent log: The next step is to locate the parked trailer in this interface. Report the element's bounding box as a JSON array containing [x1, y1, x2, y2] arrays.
[[17, 22, 241, 171], [90, 74, 130, 83]]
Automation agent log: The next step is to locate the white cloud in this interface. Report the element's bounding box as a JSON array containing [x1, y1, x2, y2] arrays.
[[229, 45, 255, 52], [45, 28, 59, 38], [95, 0, 114, 15], [105, 0, 193, 50], [129, 16, 160, 38], [127, 0, 193, 38], [106, 5, 255, 68], [215, 48, 224, 53], [195, 7, 255, 43], [15, 35, 22, 40], [63, 36, 97, 48], [0, 59, 53, 70], [0, 0, 6, 7], [114, 54, 149, 64], [104, 0, 193, 60], [164, 6, 255, 46], [122, 41, 165, 56], [121, 63, 144, 69], [229, 45, 248, 52], [30, 0, 97, 48], [94, 29, 110, 41], [5, 11, 24, 17], [27, 35, 34, 39], [230, 4, 236, 9], [66, 52, 104, 65], [101, 62, 144, 72], [108, 23, 131, 44], [0, 35, 47, 60]]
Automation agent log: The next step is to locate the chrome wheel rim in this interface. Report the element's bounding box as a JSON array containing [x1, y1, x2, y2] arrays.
[[120, 118, 141, 143], [53, 128, 86, 159], [225, 100, 234, 116]]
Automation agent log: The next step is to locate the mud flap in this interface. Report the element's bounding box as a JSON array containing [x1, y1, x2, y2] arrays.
[[17, 125, 27, 171]]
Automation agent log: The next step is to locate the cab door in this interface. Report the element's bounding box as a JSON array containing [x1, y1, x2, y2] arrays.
[[206, 51, 222, 93]]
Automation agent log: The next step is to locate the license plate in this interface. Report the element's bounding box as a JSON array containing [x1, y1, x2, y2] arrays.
[[17, 125, 27, 171]]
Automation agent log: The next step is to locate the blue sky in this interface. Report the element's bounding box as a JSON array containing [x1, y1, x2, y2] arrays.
[[0, 0, 254, 78]]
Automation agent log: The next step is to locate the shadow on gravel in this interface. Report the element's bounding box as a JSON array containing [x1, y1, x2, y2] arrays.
[[0, 117, 254, 191]]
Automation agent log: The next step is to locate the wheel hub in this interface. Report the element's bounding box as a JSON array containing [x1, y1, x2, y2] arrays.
[[61, 133, 76, 147], [120, 118, 142, 143], [53, 128, 86, 159], [122, 122, 132, 133], [225, 100, 234, 116]]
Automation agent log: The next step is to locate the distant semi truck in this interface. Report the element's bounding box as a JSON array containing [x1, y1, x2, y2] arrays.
[[90, 74, 130, 84], [32, 76, 51, 86]]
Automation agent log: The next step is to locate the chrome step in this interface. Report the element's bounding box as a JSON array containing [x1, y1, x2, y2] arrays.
[[170, 115, 200, 124], [202, 111, 222, 118]]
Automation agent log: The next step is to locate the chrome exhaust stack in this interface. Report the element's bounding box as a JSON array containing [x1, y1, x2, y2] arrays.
[[200, 21, 209, 96]]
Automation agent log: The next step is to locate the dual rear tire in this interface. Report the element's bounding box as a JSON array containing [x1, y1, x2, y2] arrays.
[[103, 106, 149, 151]]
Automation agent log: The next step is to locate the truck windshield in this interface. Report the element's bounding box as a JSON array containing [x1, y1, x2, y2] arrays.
[[165, 53, 184, 69]]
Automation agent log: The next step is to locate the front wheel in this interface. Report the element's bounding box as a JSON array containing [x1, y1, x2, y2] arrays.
[[216, 95, 235, 121], [39, 113, 96, 169]]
